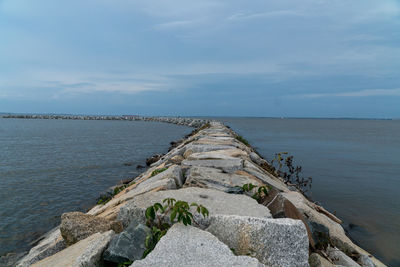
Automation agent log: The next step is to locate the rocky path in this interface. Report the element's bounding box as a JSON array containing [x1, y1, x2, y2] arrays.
[[15, 121, 386, 267]]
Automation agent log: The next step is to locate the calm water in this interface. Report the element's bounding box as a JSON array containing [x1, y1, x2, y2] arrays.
[[220, 118, 400, 266], [0, 119, 191, 256]]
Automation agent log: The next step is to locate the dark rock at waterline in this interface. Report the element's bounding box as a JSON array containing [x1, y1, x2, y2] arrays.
[[123, 162, 133, 166], [136, 164, 145, 169], [146, 154, 162, 166], [308, 221, 331, 250], [103, 222, 150, 264]]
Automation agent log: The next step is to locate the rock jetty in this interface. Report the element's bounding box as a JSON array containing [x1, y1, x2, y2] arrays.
[[15, 121, 386, 267], [1, 114, 207, 128]]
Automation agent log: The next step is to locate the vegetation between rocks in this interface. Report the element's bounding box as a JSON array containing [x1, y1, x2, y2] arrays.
[[143, 198, 209, 258], [150, 167, 168, 177], [270, 152, 312, 194], [235, 135, 250, 146], [241, 183, 271, 202]]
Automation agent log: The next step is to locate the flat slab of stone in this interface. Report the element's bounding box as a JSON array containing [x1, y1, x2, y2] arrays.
[[206, 215, 309, 267], [16, 228, 66, 267], [118, 187, 271, 227], [186, 149, 248, 161], [182, 158, 243, 173], [184, 166, 263, 191], [32, 231, 113, 267], [244, 160, 289, 192], [130, 224, 264, 267]]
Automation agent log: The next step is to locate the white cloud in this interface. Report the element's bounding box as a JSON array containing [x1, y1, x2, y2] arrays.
[[295, 88, 400, 99], [227, 10, 303, 21]]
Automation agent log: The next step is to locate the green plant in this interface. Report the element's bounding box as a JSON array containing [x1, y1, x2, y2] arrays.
[[241, 183, 270, 202], [235, 135, 250, 146], [143, 198, 209, 258], [271, 152, 312, 194], [151, 167, 168, 177]]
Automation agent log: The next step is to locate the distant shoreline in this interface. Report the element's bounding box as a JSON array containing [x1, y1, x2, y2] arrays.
[[0, 113, 396, 121]]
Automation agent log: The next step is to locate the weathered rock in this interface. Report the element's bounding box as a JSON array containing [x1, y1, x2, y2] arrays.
[[130, 224, 264, 267], [138, 165, 184, 188], [206, 215, 309, 267], [32, 231, 113, 267], [168, 154, 184, 164], [182, 158, 244, 173], [146, 154, 162, 166], [358, 255, 376, 267], [136, 164, 145, 169], [187, 149, 248, 161], [243, 160, 289, 192], [265, 192, 317, 249], [103, 222, 150, 264], [118, 187, 271, 227], [326, 247, 361, 267], [309, 253, 335, 267], [184, 166, 263, 191], [60, 212, 122, 245], [16, 228, 66, 267]]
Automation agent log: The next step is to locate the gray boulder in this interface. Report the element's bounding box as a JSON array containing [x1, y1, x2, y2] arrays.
[[184, 166, 263, 191], [32, 230, 114, 267], [206, 215, 309, 267], [358, 255, 376, 267], [60, 212, 122, 245], [182, 158, 244, 173], [326, 247, 361, 267], [130, 224, 264, 267], [118, 187, 271, 228], [16, 228, 66, 267], [103, 222, 150, 264]]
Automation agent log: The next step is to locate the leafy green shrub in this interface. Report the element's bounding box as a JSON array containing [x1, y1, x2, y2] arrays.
[[117, 260, 133, 267], [235, 135, 250, 146], [150, 167, 168, 177], [241, 183, 270, 202], [143, 198, 209, 258]]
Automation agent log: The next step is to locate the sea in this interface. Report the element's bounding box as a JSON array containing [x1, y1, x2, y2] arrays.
[[219, 117, 400, 266], [0, 117, 399, 266]]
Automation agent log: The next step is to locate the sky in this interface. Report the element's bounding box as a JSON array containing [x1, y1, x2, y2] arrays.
[[0, 0, 399, 118]]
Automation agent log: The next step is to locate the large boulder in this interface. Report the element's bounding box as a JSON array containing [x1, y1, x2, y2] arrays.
[[130, 224, 264, 267], [60, 212, 122, 245], [181, 158, 244, 173], [326, 246, 361, 267], [206, 215, 309, 267], [16, 228, 66, 267], [32, 231, 114, 267], [118, 187, 272, 228], [103, 222, 150, 264], [184, 166, 263, 192]]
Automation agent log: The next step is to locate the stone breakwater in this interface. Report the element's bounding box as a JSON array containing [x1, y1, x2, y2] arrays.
[[14, 121, 386, 267], [1, 114, 207, 128]]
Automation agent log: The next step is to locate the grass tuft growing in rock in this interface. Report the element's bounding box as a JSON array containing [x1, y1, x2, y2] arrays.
[[235, 135, 250, 146], [143, 198, 209, 258], [150, 167, 168, 177]]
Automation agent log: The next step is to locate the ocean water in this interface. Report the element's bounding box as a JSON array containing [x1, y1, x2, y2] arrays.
[[219, 118, 400, 266], [0, 119, 191, 257]]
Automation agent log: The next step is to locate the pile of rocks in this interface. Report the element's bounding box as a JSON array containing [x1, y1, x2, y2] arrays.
[[16, 122, 385, 267], [2, 114, 207, 128]]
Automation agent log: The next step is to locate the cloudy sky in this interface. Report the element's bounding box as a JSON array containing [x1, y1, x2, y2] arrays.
[[1, 0, 399, 117]]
